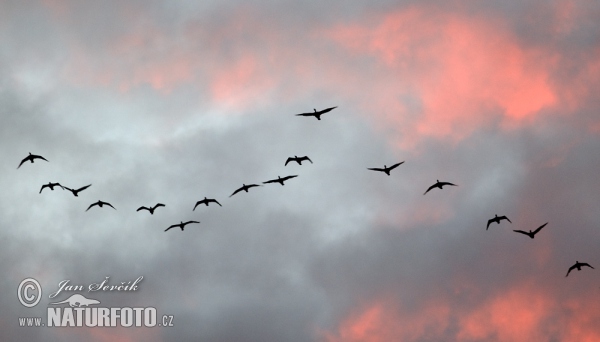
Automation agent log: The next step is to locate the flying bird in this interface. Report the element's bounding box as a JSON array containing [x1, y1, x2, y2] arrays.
[[165, 220, 200, 232], [230, 184, 261, 197], [17, 152, 48, 169], [423, 180, 458, 195], [295, 106, 337, 120], [486, 214, 512, 230], [566, 261, 594, 277], [64, 184, 92, 197], [39, 182, 64, 193], [137, 203, 165, 215], [513, 222, 548, 239], [368, 162, 405, 176], [193, 197, 221, 210], [86, 200, 116, 211], [263, 175, 298, 186], [285, 155, 312, 166]]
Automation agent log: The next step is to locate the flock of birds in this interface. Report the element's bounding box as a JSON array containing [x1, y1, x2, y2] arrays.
[[17, 106, 595, 279]]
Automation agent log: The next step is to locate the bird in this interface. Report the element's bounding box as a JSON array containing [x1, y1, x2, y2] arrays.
[[136, 203, 165, 215], [86, 200, 116, 211], [423, 180, 458, 195], [486, 214, 512, 230], [17, 152, 49, 169], [285, 155, 312, 166], [230, 184, 261, 197], [165, 220, 200, 232], [513, 222, 548, 239], [64, 184, 92, 197], [193, 197, 221, 210], [368, 162, 405, 175], [39, 182, 64, 193], [295, 106, 337, 120], [263, 175, 298, 186], [566, 261, 594, 277]]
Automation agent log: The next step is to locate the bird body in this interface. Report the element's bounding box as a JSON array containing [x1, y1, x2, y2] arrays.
[[86, 200, 116, 211], [18, 152, 48, 169], [40, 182, 64, 193], [513, 222, 548, 239], [230, 184, 261, 197], [165, 221, 200, 232], [486, 214, 512, 230], [263, 175, 298, 186], [295, 106, 337, 120], [566, 261, 594, 277], [423, 180, 458, 195], [193, 197, 221, 210], [285, 156, 312, 166], [368, 162, 404, 176], [137, 203, 165, 215], [64, 184, 92, 197]]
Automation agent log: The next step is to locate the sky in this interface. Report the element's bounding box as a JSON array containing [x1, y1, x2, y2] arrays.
[[2, 0, 600, 341]]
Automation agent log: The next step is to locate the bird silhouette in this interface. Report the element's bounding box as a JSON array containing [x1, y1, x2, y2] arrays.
[[193, 197, 221, 210], [40, 182, 64, 193], [263, 175, 298, 186], [86, 200, 116, 211], [64, 184, 92, 197], [17, 152, 48, 169], [423, 180, 458, 195], [285, 156, 312, 166], [295, 106, 337, 120], [566, 261, 594, 277], [230, 184, 261, 197], [513, 222, 548, 239], [165, 220, 200, 232], [137, 203, 165, 215], [368, 162, 404, 175], [486, 214, 512, 230]]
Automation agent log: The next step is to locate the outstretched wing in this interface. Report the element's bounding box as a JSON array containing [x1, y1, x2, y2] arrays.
[[513, 230, 529, 236], [105, 202, 116, 210], [183, 220, 200, 226], [85, 202, 97, 212], [440, 182, 457, 187], [486, 219, 494, 230], [17, 156, 29, 169], [212, 199, 222, 206], [423, 184, 436, 195], [300, 156, 313, 163], [499, 216, 512, 223], [285, 157, 293, 166], [368, 167, 385, 172], [295, 112, 315, 117], [533, 222, 548, 234], [388, 161, 405, 170], [581, 263, 594, 269], [317, 106, 337, 114], [566, 264, 577, 277], [193, 200, 204, 210], [165, 224, 178, 232], [34, 155, 49, 162], [137, 206, 150, 212], [76, 184, 92, 192], [263, 179, 278, 184], [281, 175, 298, 181], [230, 187, 243, 197], [39, 184, 49, 193]]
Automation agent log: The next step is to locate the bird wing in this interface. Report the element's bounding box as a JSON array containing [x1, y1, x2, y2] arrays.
[[302, 156, 313, 163], [295, 112, 315, 117], [154, 203, 165, 209], [423, 184, 436, 195], [34, 155, 49, 162], [533, 222, 548, 234], [368, 167, 385, 172], [76, 184, 92, 192], [247, 184, 261, 189], [440, 182, 457, 187], [263, 179, 278, 184], [282, 175, 298, 181], [183, 221, 200, 226], [318, 106, 338, 114], [388, 161, 405, 170], [486, 219, 494, 230], [285, 157, 293, 166], [513, 230, 529, 235], [106, 202, 116, 210], [137, 206, 149, 212], [39, 184, 48, 193], [165, 224, 178, 232], [193, 201, 203, 210], [230, 187, 243, 197], [213, 199, 222, 206], [17, 157, 28, 169], [85, 202, 97, 211], [499, 216, 512, 223], [566, 264, 577, 277], [581, 263, 594, 269]]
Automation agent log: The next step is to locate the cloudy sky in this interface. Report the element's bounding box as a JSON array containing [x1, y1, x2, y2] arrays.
[[2, 0, 600, 341]]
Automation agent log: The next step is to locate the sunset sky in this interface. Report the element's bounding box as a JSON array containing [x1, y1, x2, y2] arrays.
[[2, 0, 600, 341]]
